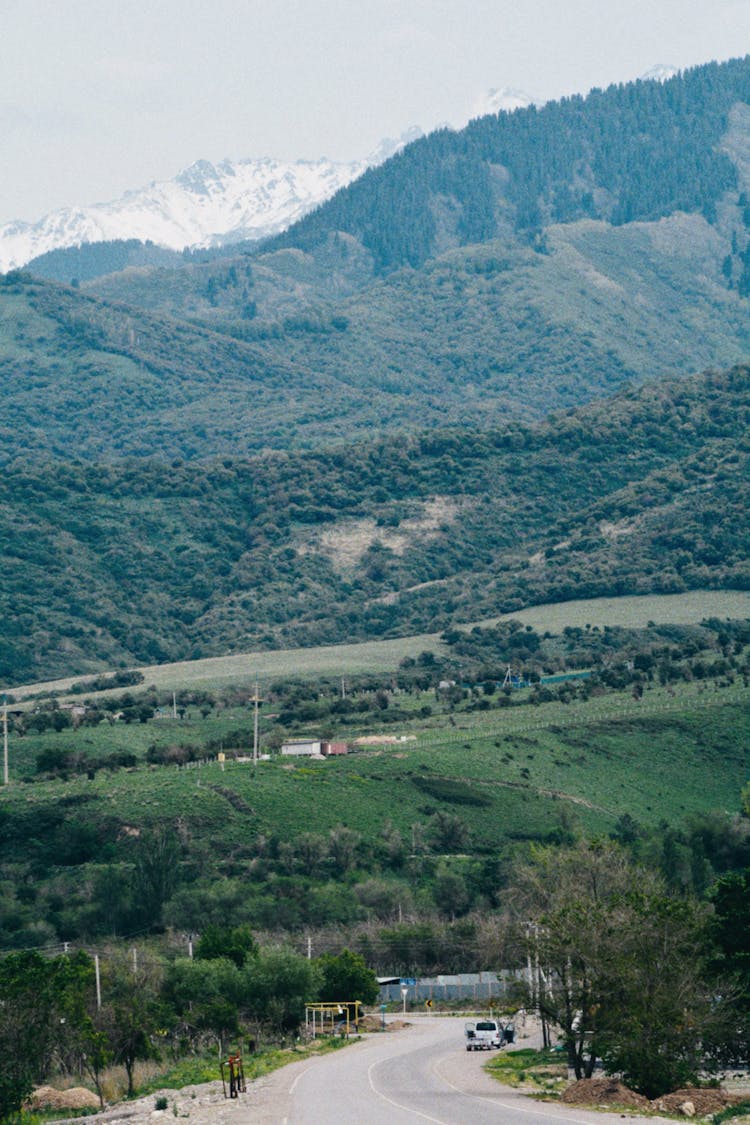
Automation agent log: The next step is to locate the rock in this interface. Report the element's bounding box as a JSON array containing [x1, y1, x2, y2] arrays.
[[680, 1100, 696, 1117]]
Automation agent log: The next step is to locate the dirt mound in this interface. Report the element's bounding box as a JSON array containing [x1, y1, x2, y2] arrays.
[[652, 1088, 744, 1116], [561, 1078, 650, 1108], [28, 1086, 101, 1111]]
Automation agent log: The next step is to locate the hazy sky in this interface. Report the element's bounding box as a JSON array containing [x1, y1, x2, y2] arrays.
[[3, 0, 750, 223]]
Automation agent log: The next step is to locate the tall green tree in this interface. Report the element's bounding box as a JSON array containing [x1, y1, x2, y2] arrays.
[[131, 825, 181, 929], [0, 952, 63, 1121], [512, 840, 735, 1097], [196, 925, 257, 968], [317, 949, 379, 1007], [105, 951, 166, 1097]]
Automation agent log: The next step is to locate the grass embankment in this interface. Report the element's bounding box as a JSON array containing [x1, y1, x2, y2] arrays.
[[18, 1038, 353, 1125], [486, 1048, 568, 1094], [137, 1035, 350, 1093]]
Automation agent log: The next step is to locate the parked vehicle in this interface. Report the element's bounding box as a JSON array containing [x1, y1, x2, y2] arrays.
[[464, 1019, 502, 1051]]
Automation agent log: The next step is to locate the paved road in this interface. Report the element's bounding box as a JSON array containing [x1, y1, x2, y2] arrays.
[[247, 1015, 670, 1125]]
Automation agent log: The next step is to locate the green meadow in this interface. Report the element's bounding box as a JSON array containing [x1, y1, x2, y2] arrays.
[[7, 677, 749, 852]]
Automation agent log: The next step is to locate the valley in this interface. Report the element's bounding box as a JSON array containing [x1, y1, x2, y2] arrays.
[[2, 53, 750, 1117]]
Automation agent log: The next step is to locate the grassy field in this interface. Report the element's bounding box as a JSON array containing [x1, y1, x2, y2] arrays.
[[12, 589, 749, 702], [475, 590, 750, 633], [3, 590, 747, 907], [6, 677, 749, 851], [11, 632, 448, 701]]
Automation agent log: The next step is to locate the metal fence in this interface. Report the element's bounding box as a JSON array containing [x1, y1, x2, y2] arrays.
[[378, 970, 524, 1004]]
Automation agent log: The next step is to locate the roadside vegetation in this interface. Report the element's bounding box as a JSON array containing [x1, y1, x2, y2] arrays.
[[485, 1048, 567, 1093], [0, 939, 375, 1122]]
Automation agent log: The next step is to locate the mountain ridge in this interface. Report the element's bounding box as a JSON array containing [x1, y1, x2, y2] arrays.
[[1, 363, 748, 684], [0, 129, 424, 273]]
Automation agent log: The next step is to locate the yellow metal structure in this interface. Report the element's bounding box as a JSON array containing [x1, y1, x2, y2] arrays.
[[305, 1001, 363, 1038]]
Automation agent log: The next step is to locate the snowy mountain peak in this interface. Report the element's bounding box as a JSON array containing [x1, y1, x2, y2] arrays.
[[366, 125, 424, 165], [471, 87, 537, 119], [640, 64, 680, 83], [0, 129, 424, 273]]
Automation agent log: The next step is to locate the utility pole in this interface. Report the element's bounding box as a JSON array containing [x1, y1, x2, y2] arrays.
[[94, 954, 102, 1010], [3, 695, 8, 786], [250, 678, 263, 766]]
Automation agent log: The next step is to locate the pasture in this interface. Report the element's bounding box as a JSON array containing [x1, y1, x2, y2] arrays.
[[11, 589, 749, 702], [6, 677, 749, 853]]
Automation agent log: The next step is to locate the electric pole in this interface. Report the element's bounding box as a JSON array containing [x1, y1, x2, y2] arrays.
[[3, 695, 8, 786], [250, 679, 263, 766]]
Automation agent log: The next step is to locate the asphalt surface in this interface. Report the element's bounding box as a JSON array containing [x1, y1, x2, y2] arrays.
[[250, 1015, 673, 1125]]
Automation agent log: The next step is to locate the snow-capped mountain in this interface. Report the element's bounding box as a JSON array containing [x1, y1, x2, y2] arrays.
[[640, 64, 679, 83], [0, 128, 423, 273], [470, 87, 536, 119]]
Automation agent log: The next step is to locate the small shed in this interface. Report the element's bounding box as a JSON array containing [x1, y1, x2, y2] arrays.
[[321, 741, 348, 757], [281, 739, 321, 757]]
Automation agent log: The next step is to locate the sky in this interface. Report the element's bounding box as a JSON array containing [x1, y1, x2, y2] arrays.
[[2, 0, 750, 223]]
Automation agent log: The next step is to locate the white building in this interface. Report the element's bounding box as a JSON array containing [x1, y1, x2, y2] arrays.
[[281, 739, 322, 757]]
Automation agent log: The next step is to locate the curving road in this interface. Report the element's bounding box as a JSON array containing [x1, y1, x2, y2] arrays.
[[245, 1015, 670, 1125]]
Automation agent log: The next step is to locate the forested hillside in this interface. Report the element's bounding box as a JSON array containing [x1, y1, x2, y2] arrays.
[[5, 58, 750, 685], [2, 366, 748, 684], [0, 271, 372, 461], [27, 239, 185, 284], [75, 57, 750, 439], [264, 57, 750, 268]]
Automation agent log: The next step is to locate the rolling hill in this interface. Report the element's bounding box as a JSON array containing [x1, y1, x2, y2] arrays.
[[75, 58, 750, 442], [2, 58, 750, 688], [2, 365, 748, 685]]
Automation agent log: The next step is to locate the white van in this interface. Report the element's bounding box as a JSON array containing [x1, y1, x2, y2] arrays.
[[464, 1020, 502, 1050]]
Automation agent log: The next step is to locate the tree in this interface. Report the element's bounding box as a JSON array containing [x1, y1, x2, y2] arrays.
[[428, 811, 469, 853], [241, 948, 319, 1034], [196, 925, 257, 968], [432, 866, 472, 919], [104, 951, 166, 1097], [54, 954, 112, 1109], [131, 825, 181, 929], [710, 867, 750, 1062], [0, 951, 99, 1111], [599, 892, 734, 1098], [317, 949, 379, 1008], [327, 826, 361, 873], [71, 1017, 112, 1109], [512, 840, 733, 1097], [164, 957, 242, 1052], [0, 952, 63, 1120]]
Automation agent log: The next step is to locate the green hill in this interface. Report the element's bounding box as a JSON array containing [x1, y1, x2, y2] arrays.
[[0, 628, 748, 947], [0, 271, 411, 461], [3, 57, 750, 687], [79, 59, 750, 436], [26, 239, 185, 285], [264, 57, 750, 270], [2, 365, 748, 685]]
